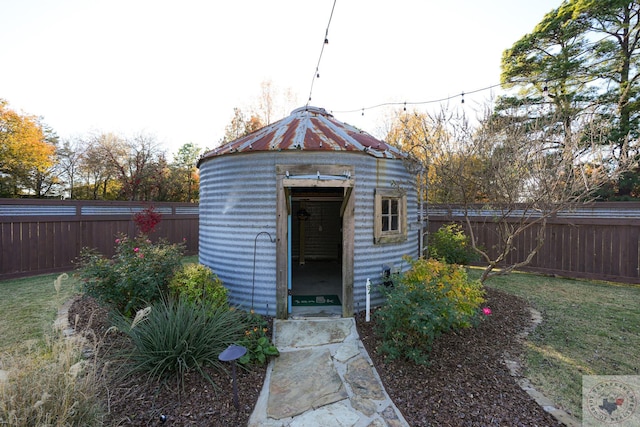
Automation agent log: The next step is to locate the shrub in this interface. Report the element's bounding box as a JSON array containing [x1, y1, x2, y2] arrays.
[[0, 332, 104, 426], [237, 310, 279, 365], [112, 296, 248, 388], [133, 205, 162, 234], [77, 234, 184, 317], [428, 223, 479, 265], [375, 257, 485, 364], [169, 263, 228, 311]]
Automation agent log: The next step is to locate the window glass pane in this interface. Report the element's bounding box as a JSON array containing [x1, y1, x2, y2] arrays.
[[382, 216, 389, 231], [382, 199, 389, 214], [391, 215, 398, 231], [391, 199, 398, 214]]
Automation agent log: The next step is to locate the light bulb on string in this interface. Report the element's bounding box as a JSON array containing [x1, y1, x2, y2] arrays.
[[332, 83, 503, 116], [305, 0, 336, 108]]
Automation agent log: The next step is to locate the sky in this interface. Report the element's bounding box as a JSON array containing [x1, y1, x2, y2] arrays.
[[1, 0, 562, 157]]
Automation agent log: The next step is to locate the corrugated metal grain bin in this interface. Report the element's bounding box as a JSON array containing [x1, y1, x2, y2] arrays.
[[197, 107, 419, 318]]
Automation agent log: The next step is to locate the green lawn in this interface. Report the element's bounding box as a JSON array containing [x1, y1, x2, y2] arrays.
[[0, 272, 80, 353], [2, 262, 638, 420], [0, 256, 200, 353], [470, 268, 640, 418]]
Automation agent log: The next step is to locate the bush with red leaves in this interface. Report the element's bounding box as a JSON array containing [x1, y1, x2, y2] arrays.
[[133, 205, 162, 234]]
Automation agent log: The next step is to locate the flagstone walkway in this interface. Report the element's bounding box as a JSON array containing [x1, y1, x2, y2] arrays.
[[248, 318, 409, 427]]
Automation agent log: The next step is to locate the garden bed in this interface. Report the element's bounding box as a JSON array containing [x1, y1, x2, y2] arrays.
[[70, 288, 564, 426]]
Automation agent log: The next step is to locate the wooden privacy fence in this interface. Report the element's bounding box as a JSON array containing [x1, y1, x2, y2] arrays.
[[426, 202, 640, 284], [0, 199, 199, 280]]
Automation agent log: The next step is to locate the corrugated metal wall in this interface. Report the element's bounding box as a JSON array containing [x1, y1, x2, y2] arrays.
[[198, 153, 279, 316], [351, 154, 419, 311], [198, 151, 419, 315]]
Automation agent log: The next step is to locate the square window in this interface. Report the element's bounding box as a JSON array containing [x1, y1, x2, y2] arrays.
[[381, 198, 399, 232], [374, 188, 407, 244]]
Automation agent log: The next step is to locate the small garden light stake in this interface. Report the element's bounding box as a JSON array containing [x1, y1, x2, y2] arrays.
[[218, 344, 248, 410]]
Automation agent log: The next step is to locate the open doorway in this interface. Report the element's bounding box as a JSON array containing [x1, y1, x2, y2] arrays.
[[290, 188, 343, 316], [275, 164, 355, 319]]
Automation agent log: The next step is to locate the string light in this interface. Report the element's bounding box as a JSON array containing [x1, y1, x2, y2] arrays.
[[300, 0, 506, 117], [331, 83, 502, 115], [306, 0, 337, 107]]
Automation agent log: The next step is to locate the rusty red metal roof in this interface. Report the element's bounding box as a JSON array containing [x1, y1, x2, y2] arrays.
[[200, 106, 406, 162]]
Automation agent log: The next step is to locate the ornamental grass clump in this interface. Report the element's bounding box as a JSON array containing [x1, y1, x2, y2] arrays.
[[375, 257, 485, 364], [0, 332, 104, 426], [112, 296, 248, 389], [77, 234, 184, 317]]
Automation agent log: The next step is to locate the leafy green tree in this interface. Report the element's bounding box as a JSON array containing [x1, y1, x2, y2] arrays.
[[499, 3, 593, 148], [170, 143, 201, 202], [572, 0, 640, 155], [500, 1, 640, 199], [139, 154, 172, 201]]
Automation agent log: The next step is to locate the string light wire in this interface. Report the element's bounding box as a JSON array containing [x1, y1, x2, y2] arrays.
[[302, 1, 505, 116], [331, 83, 503, 115], [306, 0, 337, 106]]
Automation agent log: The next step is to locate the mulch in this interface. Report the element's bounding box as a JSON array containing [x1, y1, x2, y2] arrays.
[[69, 287, 564, 426], [355, 287, 564, 426]]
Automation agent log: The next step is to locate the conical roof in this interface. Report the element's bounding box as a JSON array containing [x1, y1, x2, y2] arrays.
[[200, 106, 405, 162]]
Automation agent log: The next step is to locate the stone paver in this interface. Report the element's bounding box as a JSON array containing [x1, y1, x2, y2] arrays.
[[251, 308, 579, 427], [344, 356, 385, 400], [334, 341, 360, 363], [275, 318, 354, 349], [249, 318, 409, 427], [289, 401, 360, 427], [267, 349, 347, 419]]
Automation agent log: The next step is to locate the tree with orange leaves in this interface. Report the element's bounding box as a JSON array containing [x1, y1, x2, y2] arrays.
[[0, 99, 56, 197]]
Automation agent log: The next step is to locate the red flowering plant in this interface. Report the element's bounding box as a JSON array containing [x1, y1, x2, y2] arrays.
[[78, 234, 184, 316], [133, 205, 162, 235]]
